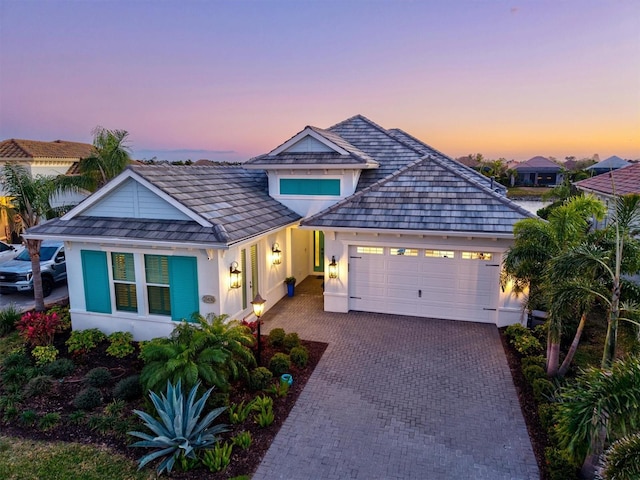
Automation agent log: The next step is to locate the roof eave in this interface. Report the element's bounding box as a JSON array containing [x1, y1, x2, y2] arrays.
[[297, 225, 515, 239], [242, 162, 379, 170], [22, 232, 230, 250]]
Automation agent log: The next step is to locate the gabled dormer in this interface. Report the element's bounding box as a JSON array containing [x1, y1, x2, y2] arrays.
[[244, 126, 378, 217]]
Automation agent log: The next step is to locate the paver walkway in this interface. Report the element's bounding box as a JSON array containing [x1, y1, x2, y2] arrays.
[[253, 277, 539, 480]]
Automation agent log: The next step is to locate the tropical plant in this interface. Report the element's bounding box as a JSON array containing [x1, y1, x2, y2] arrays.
[[31, 345, 58, 365], [252, 394, 274, 428], [1, 163, 82, 311], [503, 195, 606, 375], [139, 314, 255, 393], [231, 431, 252, 450], [77, 126, 132, 191], [553, 356, 640, 477], [266, 378, 290, 398], [0, 303, 22, 336], [66, 328, 107, 355], [106, 331, 135, 358], [601, 433, 640, 480], [201, 441, 233, 473], [228, 400, 254, 424], [38, 412, 61, 431], [128, 380, 228, 476], [16, 310, 63, 346]]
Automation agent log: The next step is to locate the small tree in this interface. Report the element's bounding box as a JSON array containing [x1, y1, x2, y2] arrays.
[[78, 126, 132, 191]]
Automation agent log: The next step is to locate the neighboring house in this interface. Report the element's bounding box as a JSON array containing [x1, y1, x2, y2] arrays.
[[26, 115, 533, 340], [584, 155, 632, 176], [574, 162, 640, 228], [513, 156, 563, 186], [0, 138, 94, 241]]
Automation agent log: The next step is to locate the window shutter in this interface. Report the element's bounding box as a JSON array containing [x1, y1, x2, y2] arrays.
[[81, 250, 112, 314], [250, 245, 259, 299], [168, 256, 199, 321]]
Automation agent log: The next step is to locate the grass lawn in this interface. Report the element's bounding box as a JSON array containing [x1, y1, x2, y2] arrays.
[[0, 436, 153, 480], [507, 186, 553, 198]]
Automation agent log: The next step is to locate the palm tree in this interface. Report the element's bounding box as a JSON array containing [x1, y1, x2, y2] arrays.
[[503, 195, 606, 376], [78, 126, 132, 191], [601, 433, 640, 480], [1, 163, 81, 311]]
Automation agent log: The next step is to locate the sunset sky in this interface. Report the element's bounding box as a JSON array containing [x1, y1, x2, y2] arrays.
[[1, 0, 638, 163]]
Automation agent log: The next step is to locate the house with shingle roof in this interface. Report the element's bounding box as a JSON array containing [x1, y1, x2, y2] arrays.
[[26, 115, 533, 340], [513, 156, 563, 186], [0, 138, 95, 242], [584, 155, 632, 176]]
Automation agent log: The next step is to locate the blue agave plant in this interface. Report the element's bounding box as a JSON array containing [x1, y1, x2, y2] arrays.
[[128, 379, 228, 475]]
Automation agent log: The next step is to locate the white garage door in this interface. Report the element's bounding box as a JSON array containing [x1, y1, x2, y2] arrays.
[[348, 245, 500, 323]]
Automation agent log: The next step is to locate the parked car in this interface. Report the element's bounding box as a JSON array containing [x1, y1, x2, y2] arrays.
[[0, 241, 25, 264], [0, 241, 66, 297]]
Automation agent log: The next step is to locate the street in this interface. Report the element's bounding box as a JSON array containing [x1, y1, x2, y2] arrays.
[[0, 283, 69, 312]]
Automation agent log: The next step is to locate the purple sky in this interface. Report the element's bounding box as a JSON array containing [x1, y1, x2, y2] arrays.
[[1, 0, 638, 162]]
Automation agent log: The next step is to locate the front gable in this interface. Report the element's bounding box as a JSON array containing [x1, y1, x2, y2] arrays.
[[81, 177, 192, 221], [269, 127, 351, 156]]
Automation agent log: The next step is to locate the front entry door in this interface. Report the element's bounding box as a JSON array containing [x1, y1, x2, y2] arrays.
[[241, 244, 259, 309], [313, 231, 324, 273]]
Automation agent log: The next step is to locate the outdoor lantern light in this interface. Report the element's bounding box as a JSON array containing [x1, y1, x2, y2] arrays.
[[229, 261, 242, 289], [271, 242, 282, 265], [251, 293, 266, 365], [328, 256, 338, 279]]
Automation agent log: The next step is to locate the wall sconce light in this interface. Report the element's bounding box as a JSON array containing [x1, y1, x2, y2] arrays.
[[271, 242, 282, 265], [328, 256, 338, 279], [229, 261, 242, 289]]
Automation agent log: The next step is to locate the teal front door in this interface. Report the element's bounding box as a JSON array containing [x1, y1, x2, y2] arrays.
[[313, 231, 324, 273]]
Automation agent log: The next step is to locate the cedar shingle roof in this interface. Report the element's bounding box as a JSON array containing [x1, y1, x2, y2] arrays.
[[0, 139, 94, 159], [574, 163, 640, 196]]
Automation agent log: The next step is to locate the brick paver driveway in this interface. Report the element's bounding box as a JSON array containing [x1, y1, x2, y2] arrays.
[[254, 278, 539, 480]]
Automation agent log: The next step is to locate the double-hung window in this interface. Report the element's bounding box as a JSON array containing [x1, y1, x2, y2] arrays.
[[145, 255, 171, 316], [111, 253, 137, 312]]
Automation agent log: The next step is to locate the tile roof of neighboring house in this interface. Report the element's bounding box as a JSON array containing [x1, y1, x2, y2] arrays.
[[585, 155, 631, 171], [513, 156, 562, 172], [302, 154, 534, 233], [574, 162, 640, 196], [0, 139, 94, 160]]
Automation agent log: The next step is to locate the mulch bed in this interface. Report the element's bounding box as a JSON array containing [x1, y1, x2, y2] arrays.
[[499, 328, 549, 480], [1, 329, 328, 479]]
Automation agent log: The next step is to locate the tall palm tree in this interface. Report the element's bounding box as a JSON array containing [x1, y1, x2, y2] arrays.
[[1, 163, 81, 311], [78, 126, 132, 191], [503, 195, 606, 376]]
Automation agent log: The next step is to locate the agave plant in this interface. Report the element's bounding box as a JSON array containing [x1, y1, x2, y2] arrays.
[[128, 380, 228, 475]]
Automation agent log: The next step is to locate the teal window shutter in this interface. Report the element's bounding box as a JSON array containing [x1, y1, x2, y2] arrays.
[[168, 256, 199, 321], [81, 250, 112, 314]]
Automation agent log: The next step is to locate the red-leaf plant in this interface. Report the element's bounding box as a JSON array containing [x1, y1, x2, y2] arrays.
[[16, 311, 62, 346]]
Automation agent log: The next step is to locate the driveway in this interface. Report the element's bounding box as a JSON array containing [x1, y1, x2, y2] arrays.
[[254, 278, 539, 480], [0, 283, 68, 312]]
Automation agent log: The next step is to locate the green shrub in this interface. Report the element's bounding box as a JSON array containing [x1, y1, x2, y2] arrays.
[[32, 345, 59, 366], [290, 346, 309, 368], [2, 350, 31, 369], [0, 304, 22, 336], [202, 441, 233, 473], [504, 323, 529, 341], [23, 375, 53, 398], [3, 364, 39, 387], [252, 395, 274, 428], [283, 332, 300, 351], [88, 414, 116, 434], [269, 353, 291, 376], [68, 410, 86, 425], [39, 412, 61, 431], [266, 378, 290, 398], [249, 367, 273, 391], [544, 447, 578, 480], [523, 365, 546, 384], [3, 406, 18, 421], [532, 322, 548, 343], [113, 375, 142, 401], [532, 378, 556, 402], [267, 328, 286, 347], [106, 331, 135, 358], [74, 387, 103, 411], [21, 409, 38, 426], [228, 401, 253, 424], [104, 399, 126, 417], [538, 402, 557, 431], [521, 355, 546, 370], [66, 328, 107, 355], [46, 305, 71, 331], [601, 433, 640, 480], [232, 431, 252, 450], [513, 334, 543, 356], [84, 367, 112, 387], [44, 358, 75, 378]]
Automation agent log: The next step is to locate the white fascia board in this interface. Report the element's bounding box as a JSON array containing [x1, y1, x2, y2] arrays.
[[574, 185, 615, 200], [297, 225, 514, 240], [269, 128, 350, 156], [22, 232, 229, 250], [243, 163, 377, 170], [61, 169, 212, 227]]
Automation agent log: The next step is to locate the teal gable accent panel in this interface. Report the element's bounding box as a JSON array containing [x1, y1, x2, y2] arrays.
[[168, 256, 199, 321], [280, 179, 340, 196], [81, 250, 112, 314]]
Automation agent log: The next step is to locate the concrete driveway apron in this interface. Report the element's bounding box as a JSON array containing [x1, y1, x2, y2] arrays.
[[253, 278, 538, 480]]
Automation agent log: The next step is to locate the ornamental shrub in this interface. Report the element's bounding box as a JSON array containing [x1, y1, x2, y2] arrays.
[[74, 387, 102, 410], [66, 328, 107, 355], [283, 332, 300, 351], [521, 355, 546, 370], [16, 311, 62, 346], [532, 378, 556, 402], [44, 358, 75, 378], [504, 323, 529, 341], [268, 353, 291, 376], [113, 375, 143, 401], [249, 367, 273, 391], [2, 350, 31, 369], [523, 365, 546, 384], [544, 447, 578, 480], [106, 331, 135, 358], [267, 328, 286, 347], [32, 345, 59, 366], [290, 346, 309, 368], [513, 334, 543, 356], [23, 375, 53, 398], [538, 402, 557, 431], [46, 305, 71, 331], [0, 304, 22, 336], [84, 367, 112, 387]]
